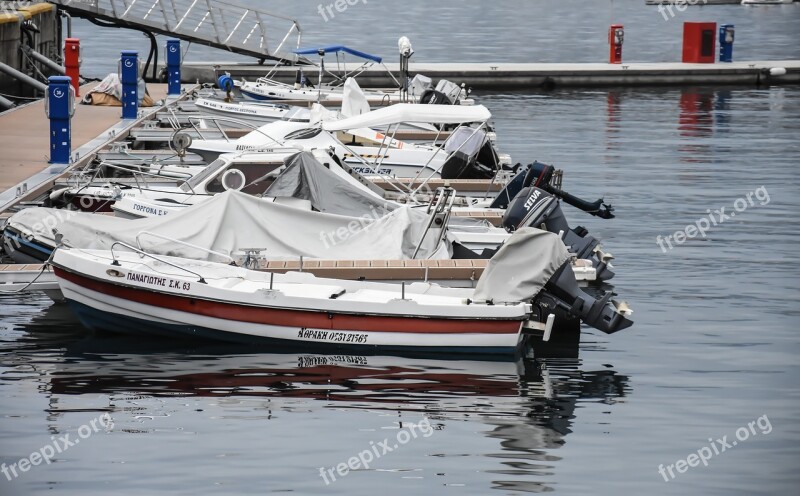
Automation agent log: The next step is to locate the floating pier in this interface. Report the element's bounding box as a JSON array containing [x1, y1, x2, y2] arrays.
[[172, 60, 800, 90], [0, 82, 175, 214]]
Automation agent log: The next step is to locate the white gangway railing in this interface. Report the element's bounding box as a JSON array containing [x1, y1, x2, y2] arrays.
[[51, 0, 302, 61]]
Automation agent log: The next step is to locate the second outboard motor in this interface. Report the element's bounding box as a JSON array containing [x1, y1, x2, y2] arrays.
[[420, 89, 453, 105], [491, 162, 554, 209], [440, 127, 498, 180], [503, 186, 614, 281], [492, 162, 614, 219]]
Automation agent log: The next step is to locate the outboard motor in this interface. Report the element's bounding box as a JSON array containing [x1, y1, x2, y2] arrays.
[[420, 89, 453, 105], [503, 186, 615, 281], [409, 74, 433, 101], [440, 127, 498, 180], [539, 262, 632, 334], [492, 162, 614, 219], [435, 79, 463, 103], [491, 162, 555, 209]]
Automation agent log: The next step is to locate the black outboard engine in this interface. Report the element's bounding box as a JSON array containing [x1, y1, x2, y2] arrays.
[[420, 89, 453, 105], [493, 162, 614, 218], [491, 162, 555, 209], [539, 262, 632, 334], [503, 186, 614, 281], [439, 127, 499, 180]]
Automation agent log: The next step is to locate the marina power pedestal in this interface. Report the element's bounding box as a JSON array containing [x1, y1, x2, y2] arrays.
[[166, 39, 181, 95], [64, 38, 81, 97], [682, 22, 716, 64], [120, 50, 139, 119], [608, 24, 624, 64], [46, 76, 74, 164], [719, 24, 734, 63]]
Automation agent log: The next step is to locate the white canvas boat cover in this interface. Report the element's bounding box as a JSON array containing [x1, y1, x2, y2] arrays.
[[9, 190, 450, 261], [322, 104, 491, 132], [474, 228, 570, 303], [265, 152, 397, 216], [309, 103, 339, 126], [340, 78, 370, 118]]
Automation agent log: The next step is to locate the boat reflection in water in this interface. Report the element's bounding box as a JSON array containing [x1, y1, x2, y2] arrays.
[[11, 302, 631, 493]]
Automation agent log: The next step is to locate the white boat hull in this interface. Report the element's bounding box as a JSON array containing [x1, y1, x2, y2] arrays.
[[53, 250, 527, 354]]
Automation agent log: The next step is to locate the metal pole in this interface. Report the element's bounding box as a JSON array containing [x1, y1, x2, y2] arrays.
[[0, 95, 16, 111], [0, 62, 47, 94], [20, 45, 66, 75]]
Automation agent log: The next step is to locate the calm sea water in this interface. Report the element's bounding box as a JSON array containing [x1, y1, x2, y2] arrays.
[[2, 1, 800, 495], [70, 0, 800, 77]]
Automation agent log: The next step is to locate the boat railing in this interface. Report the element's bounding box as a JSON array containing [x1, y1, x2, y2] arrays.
[[411, 187, 456, 259], [262, 54, 400, 90], [183, 115, 286, 146], [78, 160, 197, 196], [109, 241, 208, 284], [65, 161, 197, 205], [334, 139, 416, 198], [407, 122, 491, 197], [348, 119, 491, 201], [136, 231, 234, 264]]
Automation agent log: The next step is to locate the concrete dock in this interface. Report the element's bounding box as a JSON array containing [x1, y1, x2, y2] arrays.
[[170, 60, 800, 90]]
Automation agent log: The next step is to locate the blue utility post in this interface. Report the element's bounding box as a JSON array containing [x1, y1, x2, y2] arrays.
[[47, 76, 73, 164], [719, 24, 734, 63], [166, 39, 181, 95], [120, 50, 139, 119]]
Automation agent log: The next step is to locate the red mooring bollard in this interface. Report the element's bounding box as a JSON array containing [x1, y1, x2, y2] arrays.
[[64, 38, 80, 97], [608, 24, 624, 64]]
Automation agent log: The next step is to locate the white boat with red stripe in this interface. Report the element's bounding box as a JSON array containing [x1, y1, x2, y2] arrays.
[[52, 247, 533, 355], [50, 228, 633, 354]]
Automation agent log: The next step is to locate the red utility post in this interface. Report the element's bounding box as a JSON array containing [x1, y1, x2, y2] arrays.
[[64, 38, 80, 97], [682, 22, 717, 64], [608, 25, 624, 64]]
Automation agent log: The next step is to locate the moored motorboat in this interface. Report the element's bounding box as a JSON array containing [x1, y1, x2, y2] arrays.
[[51, 228, 632, 354]]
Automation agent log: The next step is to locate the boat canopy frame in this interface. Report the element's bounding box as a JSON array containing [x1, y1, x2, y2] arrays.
[[261, 45, 402, 90]]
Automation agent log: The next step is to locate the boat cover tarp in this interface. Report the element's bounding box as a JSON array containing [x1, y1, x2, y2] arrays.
[[293, 45, 382, 63], [264, 152, 397, 216], [474, 228, 570, 302], [265, 152, 491, 231], [341, 78, 370, 118], [322, 104, 491, 132], [8, 190, 449, 261]]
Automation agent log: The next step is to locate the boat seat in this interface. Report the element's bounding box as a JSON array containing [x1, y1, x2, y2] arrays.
[[259, 259, 489, 281]]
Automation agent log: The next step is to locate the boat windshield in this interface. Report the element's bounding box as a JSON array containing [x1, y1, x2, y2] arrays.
[[443, 126, 487, 157], [282, 107, 311, 122], [180, 158, 229, 192]]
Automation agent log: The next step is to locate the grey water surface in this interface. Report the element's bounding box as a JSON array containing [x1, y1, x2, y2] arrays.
[[2, 1, 799, 494]]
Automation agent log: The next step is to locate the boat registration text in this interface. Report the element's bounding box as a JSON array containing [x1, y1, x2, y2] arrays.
[[297, 328, 369, 344]]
